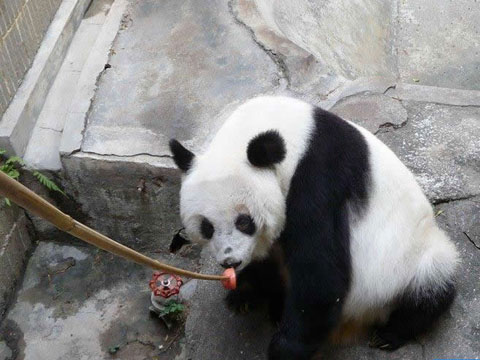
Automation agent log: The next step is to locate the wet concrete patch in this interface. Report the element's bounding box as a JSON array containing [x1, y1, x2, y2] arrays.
[[0, 341, 12, 360], [0, 319, 24, 360], [99, 284, 185, 360], [4, 241, 196, 359]]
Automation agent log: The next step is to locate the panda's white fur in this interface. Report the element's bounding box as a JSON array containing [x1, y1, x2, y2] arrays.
[[172, 95, 459, 357]]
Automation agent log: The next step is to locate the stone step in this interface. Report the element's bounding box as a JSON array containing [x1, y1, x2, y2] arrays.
[[0, 0, 91, 157], [23, 0, 118, 170]]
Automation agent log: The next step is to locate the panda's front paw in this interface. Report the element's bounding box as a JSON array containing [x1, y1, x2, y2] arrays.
[[369, 328, 407, 351], [225, 289, 257, 314], [268, 332, 315, 360]]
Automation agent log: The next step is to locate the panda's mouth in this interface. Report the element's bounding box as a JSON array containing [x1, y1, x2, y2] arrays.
[[220, 260, 242, 269]]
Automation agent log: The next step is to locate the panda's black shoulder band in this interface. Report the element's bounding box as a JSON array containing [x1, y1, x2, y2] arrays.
[[247, 130, 286, 168]]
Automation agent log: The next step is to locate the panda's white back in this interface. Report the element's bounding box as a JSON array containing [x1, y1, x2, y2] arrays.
[[343, 124, 458, 320]]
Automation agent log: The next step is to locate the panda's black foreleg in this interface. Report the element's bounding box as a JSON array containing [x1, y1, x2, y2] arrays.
[[268, 255, 349, 360], [225, 253, 285, 320], [369, 282, 456, 351], [224, 261, 264, 314]]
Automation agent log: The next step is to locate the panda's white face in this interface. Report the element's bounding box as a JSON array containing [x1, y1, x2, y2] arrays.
[[170, 97, 315, 270], [179, 164, 285, 271]]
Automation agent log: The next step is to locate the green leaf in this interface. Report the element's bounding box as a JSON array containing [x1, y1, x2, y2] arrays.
[[5, 198, 11, 206], [6, 156, 25, 166], [0, 149, 6, 155], [159, 300, 184, 317], [7, 169, 20, 179], [33, 171, 65, 196]]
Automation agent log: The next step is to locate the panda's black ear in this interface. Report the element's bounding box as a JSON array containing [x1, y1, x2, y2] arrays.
[[169, 139, 195, 172], [247, 130, 286, 168]]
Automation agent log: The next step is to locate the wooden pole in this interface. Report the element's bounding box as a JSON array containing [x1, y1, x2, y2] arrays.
[[0, 171, 226, 281]]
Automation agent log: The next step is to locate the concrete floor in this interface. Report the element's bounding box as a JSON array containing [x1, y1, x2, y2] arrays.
[[81, 0, 279, 157], [1, 240, 201, 360], [2, 0, 480, 359]]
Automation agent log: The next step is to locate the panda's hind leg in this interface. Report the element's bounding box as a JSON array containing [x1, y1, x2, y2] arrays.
[[369, 282, 455, 351]]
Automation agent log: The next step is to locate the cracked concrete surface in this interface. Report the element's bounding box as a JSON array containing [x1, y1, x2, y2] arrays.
[[2, 0, 480, 359], [81, 0, 279, 157], [332, 96, 480, 202], [227, 0, 291, 88], [331, 93, 408, 134], [379, 102, 480, 202], [74, 0, 480, 161]]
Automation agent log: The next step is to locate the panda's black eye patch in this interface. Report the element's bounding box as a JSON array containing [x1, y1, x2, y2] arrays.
[[200, 218, 214, 239], [235, 214, 256, 236]]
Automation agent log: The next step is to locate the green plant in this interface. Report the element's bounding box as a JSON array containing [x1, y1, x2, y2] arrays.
[[32, 171, 65, 195], [0, 149, 65, 205], [159, 300, 185, 318]]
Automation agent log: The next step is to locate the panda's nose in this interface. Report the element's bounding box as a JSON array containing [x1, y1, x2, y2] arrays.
[[220, 258, 242, 269]]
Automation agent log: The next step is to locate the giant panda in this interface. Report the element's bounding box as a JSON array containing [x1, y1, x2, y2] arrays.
[[169, 96, 459, 359]]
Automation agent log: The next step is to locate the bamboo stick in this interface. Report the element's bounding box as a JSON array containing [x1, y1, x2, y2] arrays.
[[0, 170, 226, 281]]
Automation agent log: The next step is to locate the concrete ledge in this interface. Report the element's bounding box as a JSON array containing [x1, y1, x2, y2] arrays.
[[60, 0, 128, 156], [61, 151, 182, 251], [0, 207, 32, 318], [23, 0, 118, 171], [386, 83, 480, 107], [0, 0, 91, 156], [318, 76, 396, 110], [320, 80, 480, 111]]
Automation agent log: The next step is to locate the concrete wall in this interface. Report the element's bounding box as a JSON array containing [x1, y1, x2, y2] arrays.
[[0, 0, 63, 117], [0, 204, 32, 318], [252, 0, 396, 79], [62, 155, 184, 253]]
